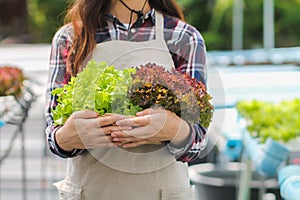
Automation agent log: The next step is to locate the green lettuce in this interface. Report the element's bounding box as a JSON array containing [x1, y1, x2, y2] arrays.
[[52, 60, 141, 125]]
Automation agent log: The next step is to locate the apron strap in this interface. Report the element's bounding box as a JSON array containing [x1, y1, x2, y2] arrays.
[[155, 11, 164, 41]]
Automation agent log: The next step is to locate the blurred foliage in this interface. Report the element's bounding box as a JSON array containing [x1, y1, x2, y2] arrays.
[[26, 0, 300, 50], [274, 0, 300, 47], [179, 0, 300, 50], [28, 0, 69, 43]]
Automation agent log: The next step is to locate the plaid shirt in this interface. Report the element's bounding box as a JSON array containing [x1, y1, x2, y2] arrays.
[[45, 9, 208, 162]]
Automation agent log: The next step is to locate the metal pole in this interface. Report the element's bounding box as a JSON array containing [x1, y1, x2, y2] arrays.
[[263, 0, 275, 49], [237, 156, 251, 200], [20, 123, 27, 200], [232, 0, 244, 50]]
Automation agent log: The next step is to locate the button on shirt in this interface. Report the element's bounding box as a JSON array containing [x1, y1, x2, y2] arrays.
[[45, 9, 208, 162]]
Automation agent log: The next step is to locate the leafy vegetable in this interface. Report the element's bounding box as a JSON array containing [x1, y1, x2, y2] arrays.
[[129, 63, 214, 128], [236, 99, 300, 143], [52, 61, 141, 125], [52, 60, 214, 128]]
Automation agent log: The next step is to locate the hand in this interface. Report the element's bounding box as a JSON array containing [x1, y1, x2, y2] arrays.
[[55, 110, 132, 151], [111, 108, 190, 148]]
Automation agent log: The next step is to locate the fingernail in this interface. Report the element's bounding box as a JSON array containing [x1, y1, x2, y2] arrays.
[[136, 111, 143, 116], [113, 138, 119, 141], [116, 115, 125, 120]]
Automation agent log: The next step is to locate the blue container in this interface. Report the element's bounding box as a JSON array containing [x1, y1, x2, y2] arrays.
[[223, 139, 243, 161], [264, 138, 290, 161], [258, 138, 290, 177], [0, 120, 5, 128], [278, 165, 300, 200], [243, 132, 290, 177]]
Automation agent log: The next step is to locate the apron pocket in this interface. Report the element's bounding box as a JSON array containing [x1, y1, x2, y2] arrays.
[[161, 186, 195, 200], [53, 179, 82, 200]]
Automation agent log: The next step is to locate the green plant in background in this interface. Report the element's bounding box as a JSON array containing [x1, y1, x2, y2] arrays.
[[274, 0, 300, 47], [28, 0, 68, 43], [180, 0, 300, 50], [236, 99, 300, 143], [23, 0, 300, 48]]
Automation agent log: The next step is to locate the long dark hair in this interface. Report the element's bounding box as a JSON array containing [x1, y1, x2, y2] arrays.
[[65, 0, 184, 76]]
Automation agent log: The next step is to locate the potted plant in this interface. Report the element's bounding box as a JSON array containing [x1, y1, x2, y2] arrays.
[[0, 65, 25, 120], [0, 65, 25, 97]]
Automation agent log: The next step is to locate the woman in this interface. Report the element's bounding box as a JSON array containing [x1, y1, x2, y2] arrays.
[[45, 0, 207, 199]]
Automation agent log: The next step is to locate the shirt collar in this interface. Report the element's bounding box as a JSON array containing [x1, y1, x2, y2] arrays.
[[105, 8, 156, 28]]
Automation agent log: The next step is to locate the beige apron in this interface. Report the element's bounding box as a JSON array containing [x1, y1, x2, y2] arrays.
[[54, 11, 194, 200]]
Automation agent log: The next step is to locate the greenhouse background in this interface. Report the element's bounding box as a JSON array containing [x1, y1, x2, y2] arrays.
[[1, 0, 300, 199]]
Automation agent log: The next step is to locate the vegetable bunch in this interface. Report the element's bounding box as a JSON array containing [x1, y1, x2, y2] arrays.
[[52, 60, 141, 125], [52, 60, 214, 128], [237, 99, 300, 143], [0, 66, 24, 96], [128, 63, 213, 128]]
